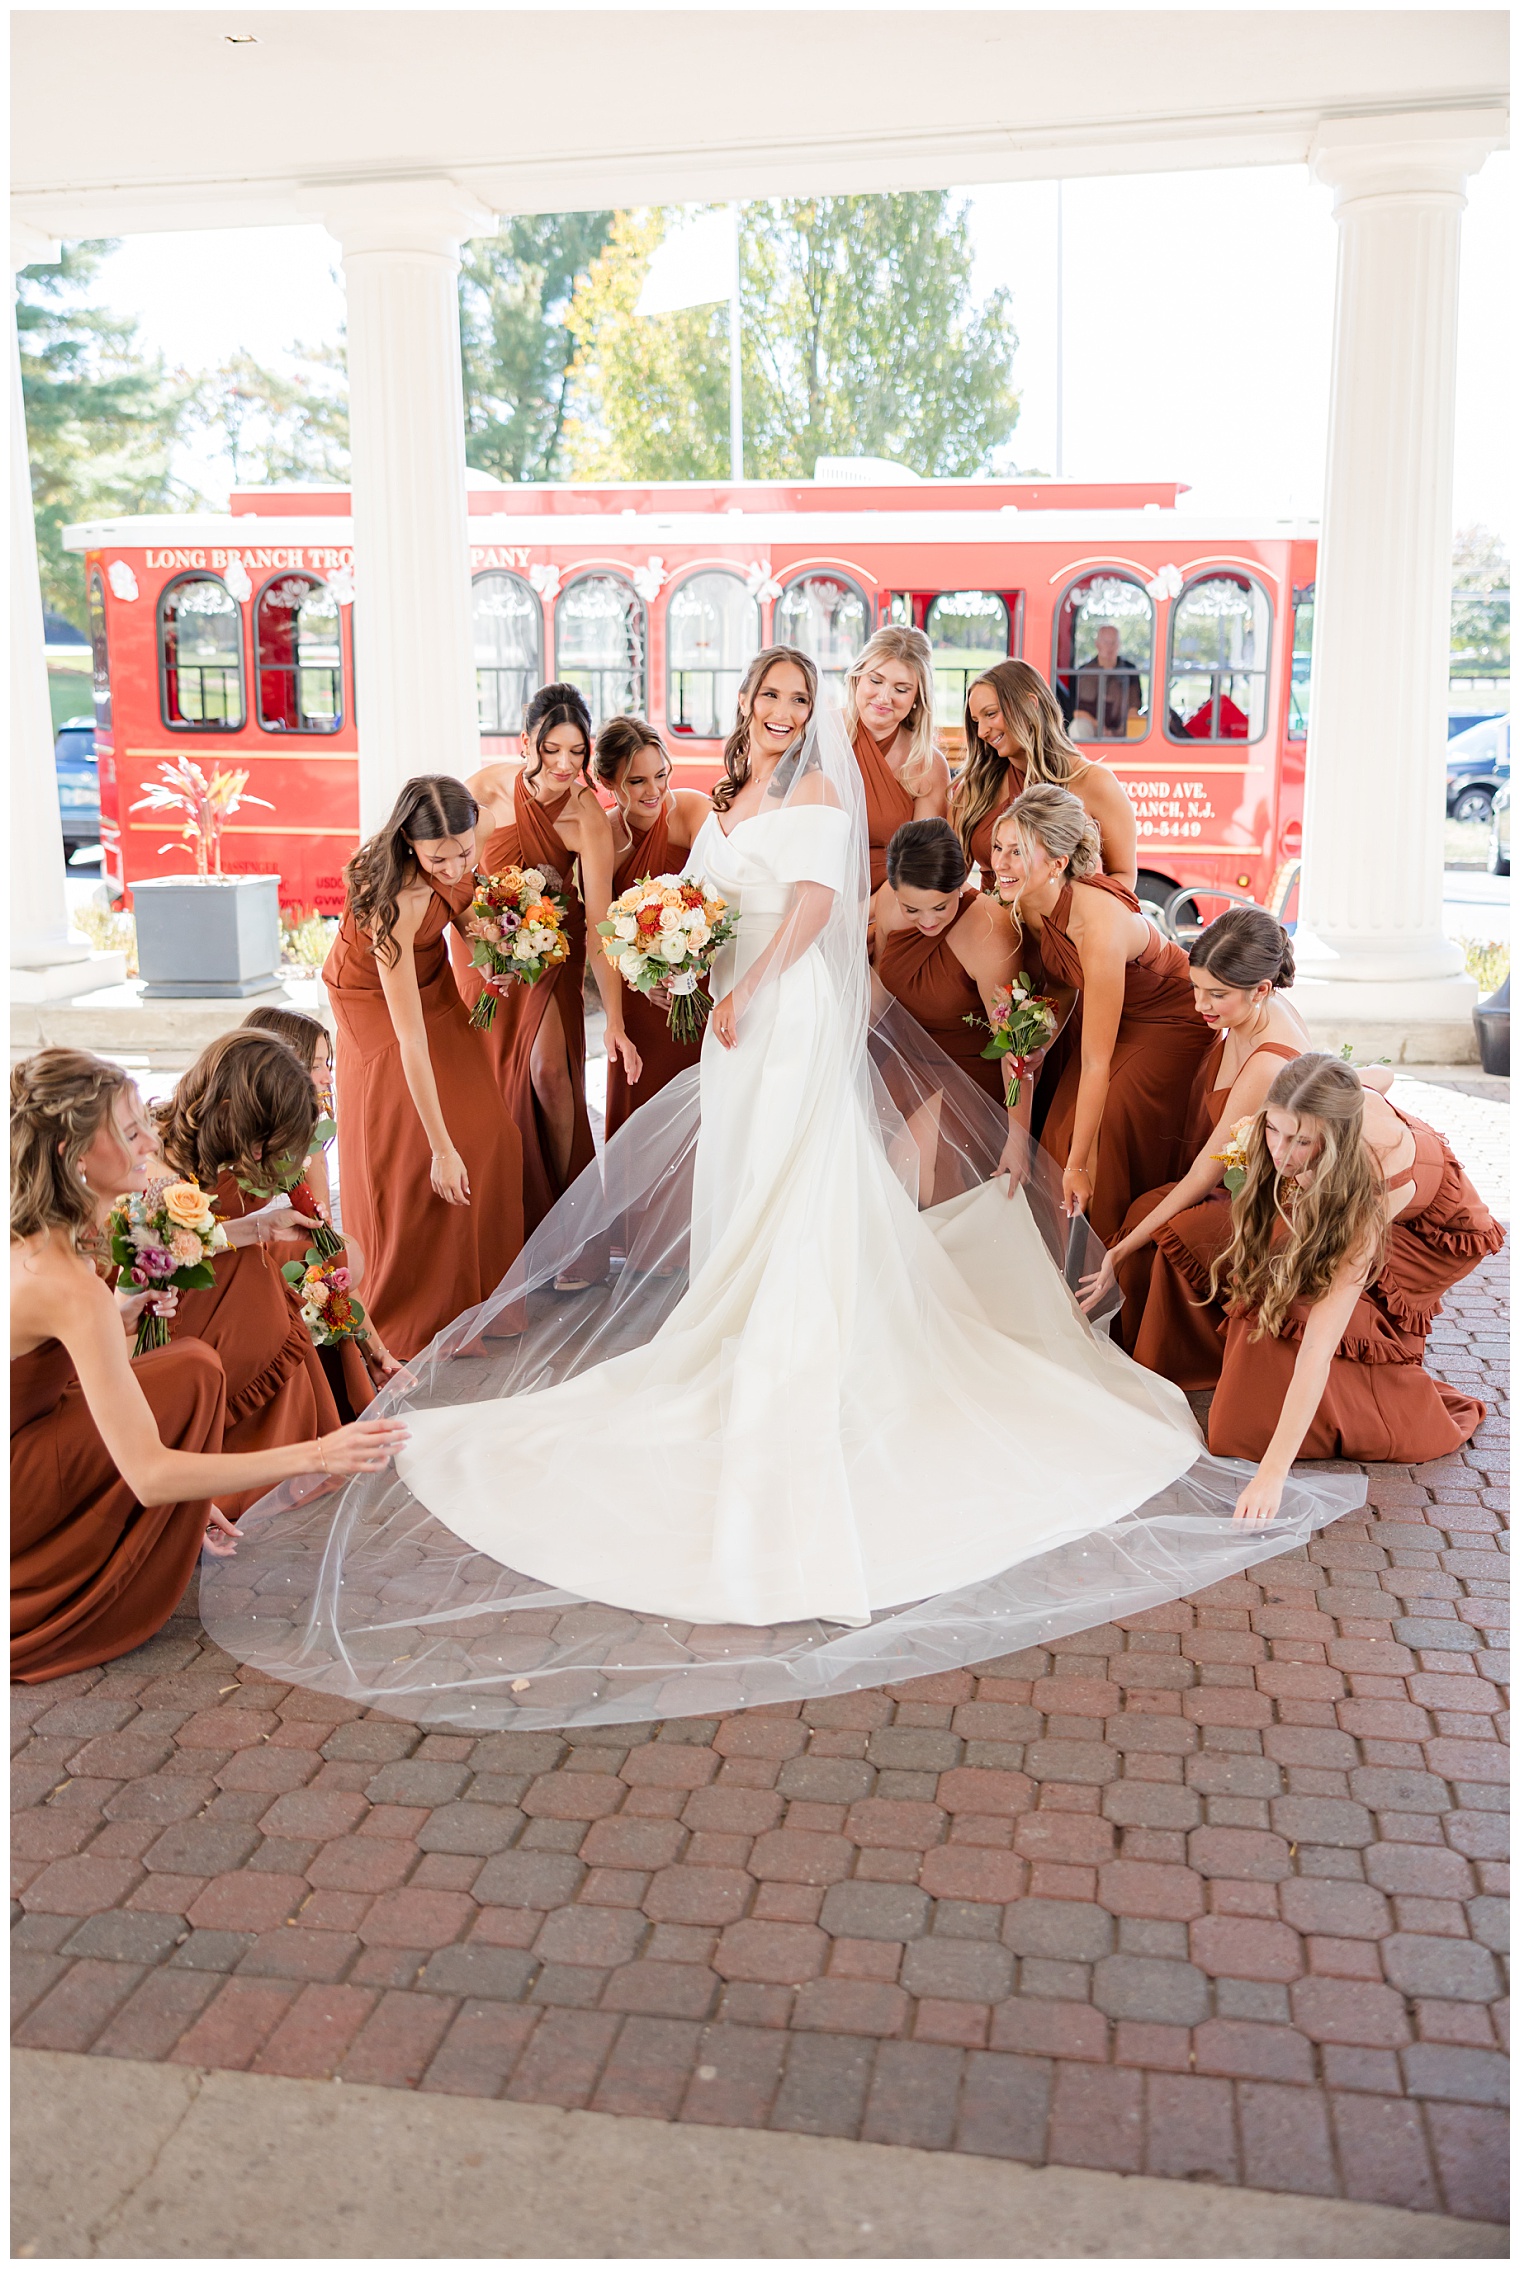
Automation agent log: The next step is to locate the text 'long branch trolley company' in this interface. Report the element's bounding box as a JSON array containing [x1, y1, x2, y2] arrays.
[[67, 468, 1316, 924]]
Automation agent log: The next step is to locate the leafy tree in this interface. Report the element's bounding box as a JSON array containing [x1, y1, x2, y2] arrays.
[[183, 343, 350, 489], [1451, 525, 1510, 684], [564, 195, 1019, 481], [459, 212, 613, 482], [17, 240, 191, 628]]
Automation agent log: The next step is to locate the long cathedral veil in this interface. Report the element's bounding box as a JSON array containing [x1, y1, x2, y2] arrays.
[[200, 704, 1364, 1730]]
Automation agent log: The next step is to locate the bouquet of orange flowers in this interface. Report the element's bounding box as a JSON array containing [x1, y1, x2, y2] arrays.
[[108, 1176, 229, 1353], [1214, 1115, 1255, 1194], [597, 874, 735, 1043], [465, 866, 571, 1029], [283, 1246, 369, 1347], [968, 974, 1060, 1106]]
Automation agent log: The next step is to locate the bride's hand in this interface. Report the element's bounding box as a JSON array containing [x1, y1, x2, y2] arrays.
[[1077, 1251, 1119, 1313], [711, 993, 738, 1050], [608, 1028, 643, 1085]]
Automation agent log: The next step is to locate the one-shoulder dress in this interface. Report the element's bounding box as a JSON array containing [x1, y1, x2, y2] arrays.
[[875, 898, 1008, 1108], [1035, 873, 1214, 1242], [604, 798, 703, 1138], [1115, 1034, 1301, 1386], [1207, 1110, 1505, 1465], [324, 884, 525, 1359], [854, 721, 917, 893], [12, 1334, 227, 1680]]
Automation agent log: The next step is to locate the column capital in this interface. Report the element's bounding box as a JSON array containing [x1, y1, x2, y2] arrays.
[[316, 176, 496, 260], [1310, 108, 1507, 207], [11, 216, 61, 273]]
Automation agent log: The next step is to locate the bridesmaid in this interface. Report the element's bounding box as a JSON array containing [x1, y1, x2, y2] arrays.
[[871, 818, 1020, 1113], [991, 785, 1212, 1239], [1205, 1055, 1504, 1515], [1077, 908, 1309, 1375], [842, 627, 951, 889], [592, 716, 711, 1136], [951, 660, 1138, 889], [12, 1049, 405, 1681], [465, 683, 641, 1234], [324, 774, 525, 1359]]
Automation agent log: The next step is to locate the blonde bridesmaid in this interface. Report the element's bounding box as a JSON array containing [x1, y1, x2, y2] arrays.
[[842, 627, 951, 890]]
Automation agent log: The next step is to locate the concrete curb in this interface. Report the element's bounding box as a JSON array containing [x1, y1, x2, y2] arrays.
[[11, 2049, 1505, 2259]]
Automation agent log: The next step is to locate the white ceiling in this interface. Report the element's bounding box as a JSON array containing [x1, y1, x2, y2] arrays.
[[12, 9, 1510, 235]]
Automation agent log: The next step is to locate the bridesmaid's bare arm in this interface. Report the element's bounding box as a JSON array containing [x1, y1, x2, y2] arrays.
[[1073, 764, 1139, 893], [953, 897, 1034, 1187], [1232, 1249, 1374, 1525], [373, 888, 472, 1207], [906, 745, 952, 822], [571, 789, 643, 1087], [464, 760, 518, 837], [669, 789, 715, 851], [1061, 894, 1129, 1215]]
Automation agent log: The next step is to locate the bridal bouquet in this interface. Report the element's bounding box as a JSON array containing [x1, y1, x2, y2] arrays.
[[598, 875, 736, 1043], [465, 867, 572, 1029], [284, 1247, 369, 1348], [969, 974, 1060, 1105], [108, 1176, 229, 1353], [1214, 1115, 1255, 1194]]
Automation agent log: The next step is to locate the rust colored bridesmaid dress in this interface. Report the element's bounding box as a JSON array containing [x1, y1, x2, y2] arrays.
[[12, 1335, 226, 1681], [1208, 1111, 1504, 1464], [324, 885, 525, 1360], [875, 900, 1008, 1108], [1036, 873, 1214, 1242], [1115, 1035, 1302, 1386], [604, 798, 702, 1138], [456, 774, 596, 1234], [855, 721, 917, 892]]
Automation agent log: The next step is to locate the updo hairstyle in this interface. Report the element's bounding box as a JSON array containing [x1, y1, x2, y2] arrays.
[[1003, 783, 1103, 880], [1189, 906, 1296, 992], [11, 1049, 135, 1245], [523, 683, 593, 785], [156, 1029, 319, 1198], [886, 818, 968, 896]]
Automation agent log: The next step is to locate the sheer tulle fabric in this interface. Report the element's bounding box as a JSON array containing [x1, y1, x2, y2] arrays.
[[201, 711, 1364, 1729]]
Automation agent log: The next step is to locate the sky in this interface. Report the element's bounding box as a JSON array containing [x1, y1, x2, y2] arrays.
[[93, 153, 1511, 532]]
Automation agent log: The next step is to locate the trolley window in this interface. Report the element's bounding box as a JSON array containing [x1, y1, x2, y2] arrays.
[[667, 571, 761, 739], [774, 571, 870, 708], [1054, 571, 1153, 743], [925, 591, 1011, 727], [1166, 572, 1273, 744], [474, 570, 542, 736], [1287, 582, 1314, 742], [555, 572, 645, 728], [256, 574, 343, 733], [158, 574, 244, 732], [88, 569, 111, 734]]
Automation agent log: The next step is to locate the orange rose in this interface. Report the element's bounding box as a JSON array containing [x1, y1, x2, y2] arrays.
[[162, 1181, 212, 1229]]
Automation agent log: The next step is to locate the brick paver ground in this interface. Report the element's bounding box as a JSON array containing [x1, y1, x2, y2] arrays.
[[12, 1083, 1508, 2225]]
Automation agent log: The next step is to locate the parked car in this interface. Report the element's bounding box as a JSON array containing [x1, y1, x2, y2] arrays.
[[53, 717, 100, 856], [1446, 714, 1511, 823], [1448, 708, 1506, 741], [1488, 782, 1510, 877]]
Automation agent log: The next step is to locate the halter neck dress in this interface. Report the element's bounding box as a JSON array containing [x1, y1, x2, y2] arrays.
[[604, 797, 703, 1138], [853, 720, 917, 893]]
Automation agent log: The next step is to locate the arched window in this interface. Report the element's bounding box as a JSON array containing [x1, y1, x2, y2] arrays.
[[774, 571, 870, 708], [87, 569, 112, 734], [1166, 573, 1273, 743], [555, 572, 645, 728], [255, 574, 343, 732], [158, 574, 244, 731], [925, 591, 1010, 727], [1053, 572, 1153, 743], [473, 571, 542, 735], [667, 571, 761, 739]]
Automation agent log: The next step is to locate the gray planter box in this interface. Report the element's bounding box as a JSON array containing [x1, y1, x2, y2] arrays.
[[133, 874, 284, 999]]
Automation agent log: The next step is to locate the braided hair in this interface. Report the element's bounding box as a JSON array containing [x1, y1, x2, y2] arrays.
[[11, 1049, 135, 1244]]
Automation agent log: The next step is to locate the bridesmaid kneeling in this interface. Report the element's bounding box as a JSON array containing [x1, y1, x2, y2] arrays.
[[12, 1050, 405, 1682], [592, 716, 712, 1135], [1209, 1055, 1504, 1519], [1079, 906, 1309, 1378], [871, 818, 1021, 1116]]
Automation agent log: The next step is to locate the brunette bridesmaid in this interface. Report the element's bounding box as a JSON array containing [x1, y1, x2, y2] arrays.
[[1204, 1056, 1504, 1515], [990, 786, 1212, 1239], [11, 1050, 405, 1681], [950, 660, 1138, 889], [1078, 908, 1309, 1379], [842, 627, 951, 889], [465, 683, 641, 1235], [871, 819, 1020, 1113], [592, 716, 711, 1136], [324, 775, 525, 1359]]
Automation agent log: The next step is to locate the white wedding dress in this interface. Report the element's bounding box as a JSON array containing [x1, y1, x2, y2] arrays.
[[201, 708, 1364, 1729]]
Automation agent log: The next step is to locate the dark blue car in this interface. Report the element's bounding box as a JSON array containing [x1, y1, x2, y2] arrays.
[[53, 717, 100, 857]]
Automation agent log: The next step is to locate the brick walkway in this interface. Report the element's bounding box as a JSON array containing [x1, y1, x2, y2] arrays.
[[12, 1085, 1509, 2228]]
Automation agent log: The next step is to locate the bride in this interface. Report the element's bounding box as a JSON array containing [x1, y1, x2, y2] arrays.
[[202, 650, 1362, 1725]]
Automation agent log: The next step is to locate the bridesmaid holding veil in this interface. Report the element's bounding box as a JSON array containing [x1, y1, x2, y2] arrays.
[[592, 716, 710, 1136], [950, 661, 1138, 888], [465, 683, 641, 1234], [841, 627, 950, 889]]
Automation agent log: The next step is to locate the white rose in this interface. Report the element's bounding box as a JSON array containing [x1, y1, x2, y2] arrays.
[[522, 868, 547, 893], [208, 1224, 230, 1253], [658, 932, 688, 964], [686, 921, 710, 950], [618, 950, 643, 982], [658, 906, 682, 932], [613, 915, 637, 941]]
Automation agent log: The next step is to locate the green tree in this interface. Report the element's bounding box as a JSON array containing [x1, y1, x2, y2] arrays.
[[17, 240, 191, 628], [564, 195, 1019, 481], [459, 211, 614, 482], [1451, 525, 1510, 685], [184, 343, 349, 489]]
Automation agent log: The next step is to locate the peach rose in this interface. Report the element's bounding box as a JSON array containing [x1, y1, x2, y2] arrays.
[[163, 1181, 213, 1229]]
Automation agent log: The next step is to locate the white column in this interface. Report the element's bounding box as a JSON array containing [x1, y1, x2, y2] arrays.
[[10, 223, 91, 982], [322, 180, 495, 835], [1292, 110, 1505, 1057]]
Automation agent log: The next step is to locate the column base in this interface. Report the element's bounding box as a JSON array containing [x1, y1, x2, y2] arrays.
[[11, 950, 128, 1006], [1294, 973, 1481, 1065]]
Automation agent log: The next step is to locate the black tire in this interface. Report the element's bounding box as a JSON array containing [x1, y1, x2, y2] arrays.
[[1135, 874, 1175, 929], [1453, 785, 1495, 825]]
